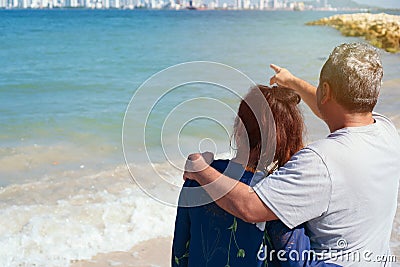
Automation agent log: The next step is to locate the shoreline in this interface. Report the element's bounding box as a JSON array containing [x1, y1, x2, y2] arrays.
[[70, 237, 172, 267], [69, 231, 400, 267]]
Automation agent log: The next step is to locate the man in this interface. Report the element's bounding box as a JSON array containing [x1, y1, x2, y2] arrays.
[[183, 43, 400, 266]]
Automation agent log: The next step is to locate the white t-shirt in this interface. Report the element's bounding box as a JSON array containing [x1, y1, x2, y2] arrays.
[[253, 113, 400, 266]]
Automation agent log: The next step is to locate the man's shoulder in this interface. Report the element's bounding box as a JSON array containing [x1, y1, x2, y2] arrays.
[[302, 135, 353, 168], [306, 138, 336, 151], [280, 147, 329, 176], [307, 112, 400, 152], [373, 112, 395, 125], [373, 112, 399, 134]]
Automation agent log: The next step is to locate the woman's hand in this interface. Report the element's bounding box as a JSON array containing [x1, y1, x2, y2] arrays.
[[183, 152, 214, 181]]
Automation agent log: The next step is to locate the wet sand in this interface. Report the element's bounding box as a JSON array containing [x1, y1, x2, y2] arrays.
[[70, 237, 172, 267]]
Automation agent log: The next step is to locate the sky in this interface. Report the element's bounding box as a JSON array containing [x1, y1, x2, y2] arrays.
[[353, 0, 400, 8]]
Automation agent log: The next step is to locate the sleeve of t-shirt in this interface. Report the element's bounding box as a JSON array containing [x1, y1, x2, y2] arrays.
[[252, 148, 331, 229]]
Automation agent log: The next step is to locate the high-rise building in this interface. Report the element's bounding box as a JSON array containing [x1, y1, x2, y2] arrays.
[[259, 0, 264, 9], [77, 0, 85, 7]]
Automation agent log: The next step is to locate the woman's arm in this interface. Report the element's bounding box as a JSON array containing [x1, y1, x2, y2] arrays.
[[171, 181, 192, 267], [269, 64, 322, 119]]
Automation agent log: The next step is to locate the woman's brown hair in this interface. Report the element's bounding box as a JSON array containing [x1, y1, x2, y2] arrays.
[[233, 85, 304, 172]]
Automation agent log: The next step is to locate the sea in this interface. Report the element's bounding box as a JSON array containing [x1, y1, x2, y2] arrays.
[[0, 9, 399, 266]]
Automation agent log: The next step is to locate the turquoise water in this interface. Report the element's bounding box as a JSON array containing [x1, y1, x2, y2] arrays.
[[1, 10, 399, 149], [0, 10, 399, 265], [1, 10, 399, 177]]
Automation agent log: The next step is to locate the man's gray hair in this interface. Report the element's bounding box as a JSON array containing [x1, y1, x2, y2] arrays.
[[320, 43, 383, 113]]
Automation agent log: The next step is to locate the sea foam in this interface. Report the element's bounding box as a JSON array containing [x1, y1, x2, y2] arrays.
[[0, 162, 179, 267]]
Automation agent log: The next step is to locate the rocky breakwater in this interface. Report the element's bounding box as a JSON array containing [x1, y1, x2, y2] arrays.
[[307, 13, 400, 53]]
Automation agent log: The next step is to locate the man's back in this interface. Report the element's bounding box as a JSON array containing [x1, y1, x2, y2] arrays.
[[253, 113, 400, 266], [307, 113, 400, 266]]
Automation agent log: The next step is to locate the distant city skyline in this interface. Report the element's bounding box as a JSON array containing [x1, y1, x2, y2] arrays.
[[1, 0, 399, 9], [0, 0, 334, 9]]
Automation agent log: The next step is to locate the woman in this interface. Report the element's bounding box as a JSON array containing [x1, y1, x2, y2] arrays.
[[172, 85, 340, 267]]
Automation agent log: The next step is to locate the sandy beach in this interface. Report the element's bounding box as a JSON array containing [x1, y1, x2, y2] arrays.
[[71, 237, 172, 267], [71, 227, 400, 267]]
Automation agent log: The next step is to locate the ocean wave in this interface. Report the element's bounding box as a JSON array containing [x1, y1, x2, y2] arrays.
[[0, 163, 178, 267]]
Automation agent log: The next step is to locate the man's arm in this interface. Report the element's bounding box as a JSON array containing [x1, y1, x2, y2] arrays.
[[185, 149, 331, 229], [269, 64, 322, 119], [183, 153, 278, 223]]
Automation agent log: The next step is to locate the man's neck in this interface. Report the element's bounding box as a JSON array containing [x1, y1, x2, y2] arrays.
[[327, 111, 375, 133]]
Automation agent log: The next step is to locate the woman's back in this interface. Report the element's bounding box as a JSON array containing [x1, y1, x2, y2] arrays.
[[172, 159, 266, 267], [173, 85, 306, 267]]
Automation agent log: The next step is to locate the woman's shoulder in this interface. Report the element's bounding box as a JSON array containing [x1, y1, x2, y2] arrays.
[[210, 158, 230, 172], [211, 159, 264, 186], [182, 159, 233, 188]]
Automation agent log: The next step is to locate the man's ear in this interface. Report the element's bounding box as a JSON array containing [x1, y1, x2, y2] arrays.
[[320, 82, 332, 105]]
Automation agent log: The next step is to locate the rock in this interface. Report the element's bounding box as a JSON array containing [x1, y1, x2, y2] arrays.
[[306, 13, 400, 53]]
